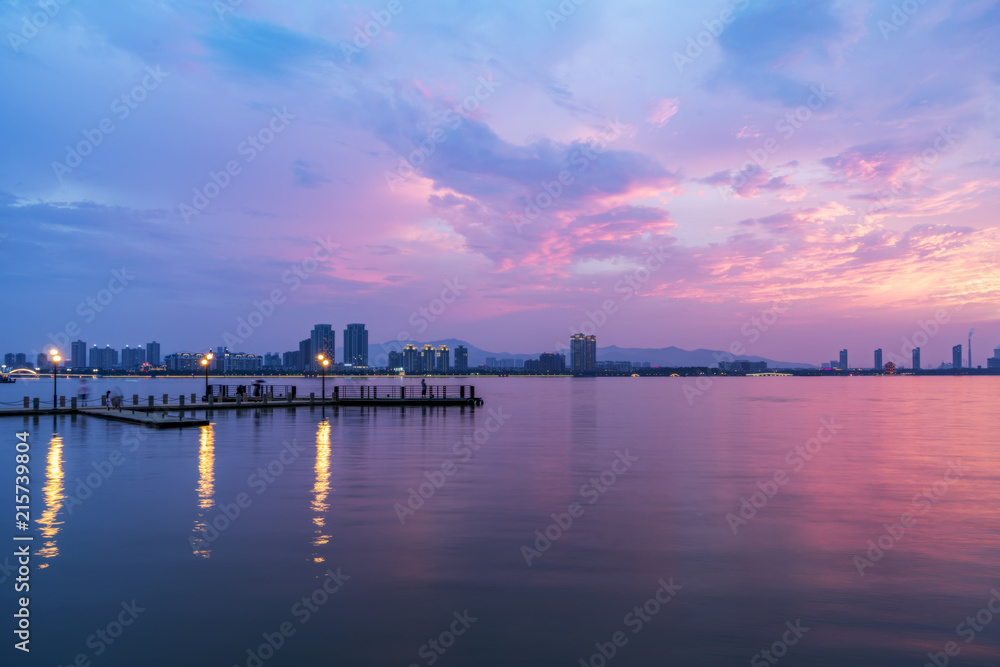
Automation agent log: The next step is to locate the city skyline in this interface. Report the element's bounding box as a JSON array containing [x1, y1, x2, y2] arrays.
[[2, 2, 998, 363]]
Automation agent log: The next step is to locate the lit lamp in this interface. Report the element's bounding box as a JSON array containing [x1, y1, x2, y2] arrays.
[[201, 352, 214, 400], [49, 348, 60, 408], [317, 354, 330, 400]]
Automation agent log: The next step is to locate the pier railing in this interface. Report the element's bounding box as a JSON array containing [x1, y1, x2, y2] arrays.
[[208, 384, 296, 400], [328, 384, 476, 400]]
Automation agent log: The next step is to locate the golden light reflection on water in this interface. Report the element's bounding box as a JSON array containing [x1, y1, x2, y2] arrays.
[[311, 419, 332, 562], [191, 425, 216, 559], [36, 435, 65, 566]]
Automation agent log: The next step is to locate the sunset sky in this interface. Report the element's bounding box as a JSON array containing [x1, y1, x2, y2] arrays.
[[2, 0, 998, 365]]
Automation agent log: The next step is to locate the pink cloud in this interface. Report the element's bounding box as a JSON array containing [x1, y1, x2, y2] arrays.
[[648, 98, 680, 127]]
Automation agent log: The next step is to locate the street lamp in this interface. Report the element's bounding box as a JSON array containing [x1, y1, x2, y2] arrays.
[[49, 348, 60, 408], [201, 352, 214, 401], [317, 354, 329, 400]]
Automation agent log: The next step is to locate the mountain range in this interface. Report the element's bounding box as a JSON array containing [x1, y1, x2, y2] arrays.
[[335, 339, 815, 370]]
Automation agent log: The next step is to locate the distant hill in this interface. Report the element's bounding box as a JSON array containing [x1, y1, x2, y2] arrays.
[[335, 340, 815, 369]]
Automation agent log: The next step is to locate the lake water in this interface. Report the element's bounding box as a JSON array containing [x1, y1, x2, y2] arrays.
[[2, 376, 998, 666]]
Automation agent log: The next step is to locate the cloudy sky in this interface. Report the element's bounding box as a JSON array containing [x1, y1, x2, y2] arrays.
[[2, 0, 999, 365]]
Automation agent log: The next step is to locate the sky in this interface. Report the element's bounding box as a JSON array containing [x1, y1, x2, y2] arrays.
[[1, 0, 999, 367]]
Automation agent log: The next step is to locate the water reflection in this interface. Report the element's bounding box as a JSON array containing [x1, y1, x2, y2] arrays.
[[191, 425, 216, 558], [311, 419, 332, 562], [36, 434, 65, 565]]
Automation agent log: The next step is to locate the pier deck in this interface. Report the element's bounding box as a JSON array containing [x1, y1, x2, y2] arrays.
[[0, 384, 483, 428]]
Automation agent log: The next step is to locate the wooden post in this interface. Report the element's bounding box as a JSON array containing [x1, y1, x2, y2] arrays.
[[334, 386, 339, 401], [71, 397, 77, 409], [23, 397, 29, 408], [460, 385, 465, 398], [400, 386, 405, 399], [33, 398, 39, 410], [133, 394, 139, 406], [208, 394, 214, 406], [262, 393, 268, 405], [163, 394, 168, 404], [470, 386, 475, 400], [59, 396, 66, 407], [148, 396, 154, 407], [179, 395, 185, 407], [236, 394, 242, 406], [101, 394, 107, 406], [309, 392, 315, 405], [191, 393, 196, 404]]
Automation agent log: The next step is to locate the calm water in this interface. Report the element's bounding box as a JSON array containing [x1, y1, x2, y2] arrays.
[[2, 376, 998, 666]]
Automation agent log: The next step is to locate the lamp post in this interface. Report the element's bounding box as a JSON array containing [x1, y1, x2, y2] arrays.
[[317, 354, 329, 400], [201, 352, 214, 401], [49, 348, 60, 408]]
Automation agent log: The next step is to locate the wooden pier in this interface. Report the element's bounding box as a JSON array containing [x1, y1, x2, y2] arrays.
[[0, 384, 483, 428]]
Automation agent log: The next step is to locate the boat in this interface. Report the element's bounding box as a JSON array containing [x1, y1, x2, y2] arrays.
[[0, 373, 15, 383]]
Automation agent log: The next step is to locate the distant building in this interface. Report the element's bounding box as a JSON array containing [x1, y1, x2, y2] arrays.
[[403, 345, 421, 374], [570, 334, 597, 373], [343, 324, 368, 367], [874, 349, 882, 372], [71, 340, 88, 368], [912, 347, 921, 371], [952, 344, 963, 370], [310, 325, 335, 371], [454, 346, 468, 371], [165, 352, 209, 372], [421, 345, 436, 373], [387, 350, 404, 370], [15, 352, 27, 368], [283, 350, 300, 370], [987, 346, 1000, 369], [484, 357, 498, 368], [3, 353, 13, 367], [299, 339, 312, 372], [121, 345, 146, 370], [597, 360, 634, 372], [839, 349, 848, 370], [501, 359, 515, 369], [525, 353, 566, 373], [719, 360, 768, 373], [263, 353, 281, 369], [146, 341, 161, 366], [89, 345, 118, 370], [436, 345, 450, 373], [36, 352, 48, 370]]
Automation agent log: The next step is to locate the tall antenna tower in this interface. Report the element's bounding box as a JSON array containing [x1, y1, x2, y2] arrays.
[[969, 329, 975, 369]]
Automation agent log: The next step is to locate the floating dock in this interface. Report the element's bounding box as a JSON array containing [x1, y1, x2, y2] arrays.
[[0, 384, 483, 428]]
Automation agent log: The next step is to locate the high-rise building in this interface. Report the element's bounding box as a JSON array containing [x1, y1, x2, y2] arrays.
[[988, 346, 1000, 369], [36, 352, 48, 370], [263, 353, 281, 368], [485, 357, 498, 368], [570, 334, 597, 373], [403, 344, 420, 374], [387, 350, 404, 370], [146, 341, 161, 366], [912, 347, 921, 370], [3, 353, 13, 367], [343, 324, 369, 368], [89, 345, 118, 370], [283, 351, 300, 370], [71, 340, 88, 368], [839, 349, 848, 371], [121, 345, 146, 370], [436, 345, 450, 373], [310, 325, 335, 371], [421, 345, 436, 373], [454, 346, 468, 372], [15, 352, 26, 368], [952, 345, 963, 370], [299, 339, 312, 372], [525, 353, 567, 373], [874, 349, 882, 371]]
